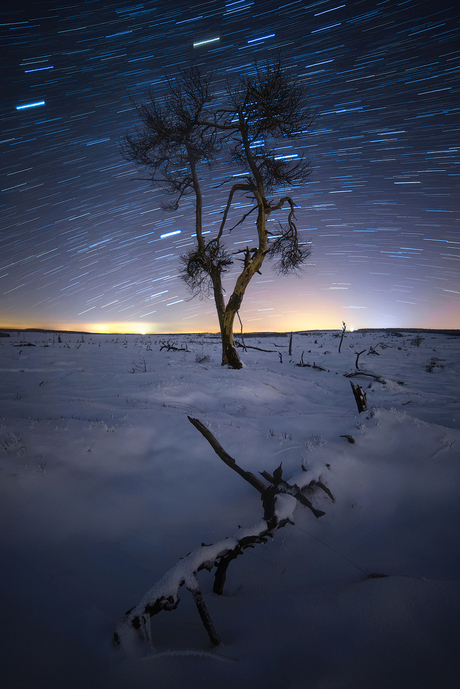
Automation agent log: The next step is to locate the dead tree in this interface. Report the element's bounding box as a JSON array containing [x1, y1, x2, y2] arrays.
[[123, 59, 315, 369], [184, 58, 315, 368], [114, 416, 333, 650], [338, 321, 346, 353]]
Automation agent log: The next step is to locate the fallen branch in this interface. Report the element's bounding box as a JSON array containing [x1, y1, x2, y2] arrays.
[[259, 466, 325, 518], [350, 381, 367, 413], [235, 341, 277, 353], [315, 479, 335, 502], [114, 417, 333, 650], [296, 352, 326, 370], [114, 492, 295, 649], [188, 416, 268, 494], [355, 349, 366, 370], [312, 361, 327, 371], [159, 340, 189, 352], [344, 370, 386, 383], [340, 434, 355, 444]]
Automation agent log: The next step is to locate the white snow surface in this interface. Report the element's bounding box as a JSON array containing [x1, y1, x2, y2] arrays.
[[1, 329, 460, 688]]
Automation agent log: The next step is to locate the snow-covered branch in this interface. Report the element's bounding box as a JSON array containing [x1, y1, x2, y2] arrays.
[[114, 417, 333, 650]]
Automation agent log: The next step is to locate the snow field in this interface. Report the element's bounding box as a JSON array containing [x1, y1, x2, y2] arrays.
[[0, 329, 459, 688]]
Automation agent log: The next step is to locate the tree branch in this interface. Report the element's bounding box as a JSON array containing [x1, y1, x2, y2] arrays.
[[114, 417, 333, 650], [227, 204, 258, 233], [188, 576, 221, 646], [216, 182, 252, 242], [187, 416, 268, 494], [259, 470, 325, 519]]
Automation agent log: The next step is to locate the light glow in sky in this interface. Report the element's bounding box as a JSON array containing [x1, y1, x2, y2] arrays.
[[1, 0, 459, 334]]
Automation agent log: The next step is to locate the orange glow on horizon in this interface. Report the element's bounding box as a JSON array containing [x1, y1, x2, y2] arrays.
[[0, 318, 220, 334], [1, 303, 459, 335]]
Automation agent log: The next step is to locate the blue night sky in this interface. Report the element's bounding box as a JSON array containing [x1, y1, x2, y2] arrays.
[[1, 0, 459, 333]]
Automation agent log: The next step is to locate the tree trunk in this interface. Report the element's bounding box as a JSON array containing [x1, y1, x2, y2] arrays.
[[220, 319, 243, 368], [211, 202, 268, 369], [211, 270, 243, 368]]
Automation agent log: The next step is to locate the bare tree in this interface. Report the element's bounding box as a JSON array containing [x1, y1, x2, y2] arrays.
[[123, 58, 315, 368]]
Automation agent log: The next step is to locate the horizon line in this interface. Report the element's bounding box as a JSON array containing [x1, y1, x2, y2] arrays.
[[1, 326, 459, 336]]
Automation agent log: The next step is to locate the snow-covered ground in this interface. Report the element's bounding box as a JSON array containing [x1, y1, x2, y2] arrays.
[[1, 329, 459, 689]]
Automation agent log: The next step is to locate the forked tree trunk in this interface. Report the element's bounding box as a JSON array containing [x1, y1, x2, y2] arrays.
[[219, 259, 264, 369]]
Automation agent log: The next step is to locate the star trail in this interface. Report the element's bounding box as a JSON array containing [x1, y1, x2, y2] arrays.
[[1, 0, 459, 333]]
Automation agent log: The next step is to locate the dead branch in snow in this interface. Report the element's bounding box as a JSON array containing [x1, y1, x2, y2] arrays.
[[187, 416, 268, 494], [259, 468, 326, 518], [340, 434, 355, 444], [349, 381, 368, 413], [159, 340, 189, 352], [354, 349, 367, 370], [235, 341, 277, 353], [296, 351, 327, 370], [344, 370, 386, 383], [114, 417, 333, 649]]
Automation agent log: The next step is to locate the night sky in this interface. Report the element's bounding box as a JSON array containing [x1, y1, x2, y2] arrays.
[[2, 0, 459, 334]]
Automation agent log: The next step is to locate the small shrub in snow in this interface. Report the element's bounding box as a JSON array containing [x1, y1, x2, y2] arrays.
[[129, 359, 148, 373], [1, 433, 26, 455], [195, 353, 211, 364], [426, 358, 445, 373]]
